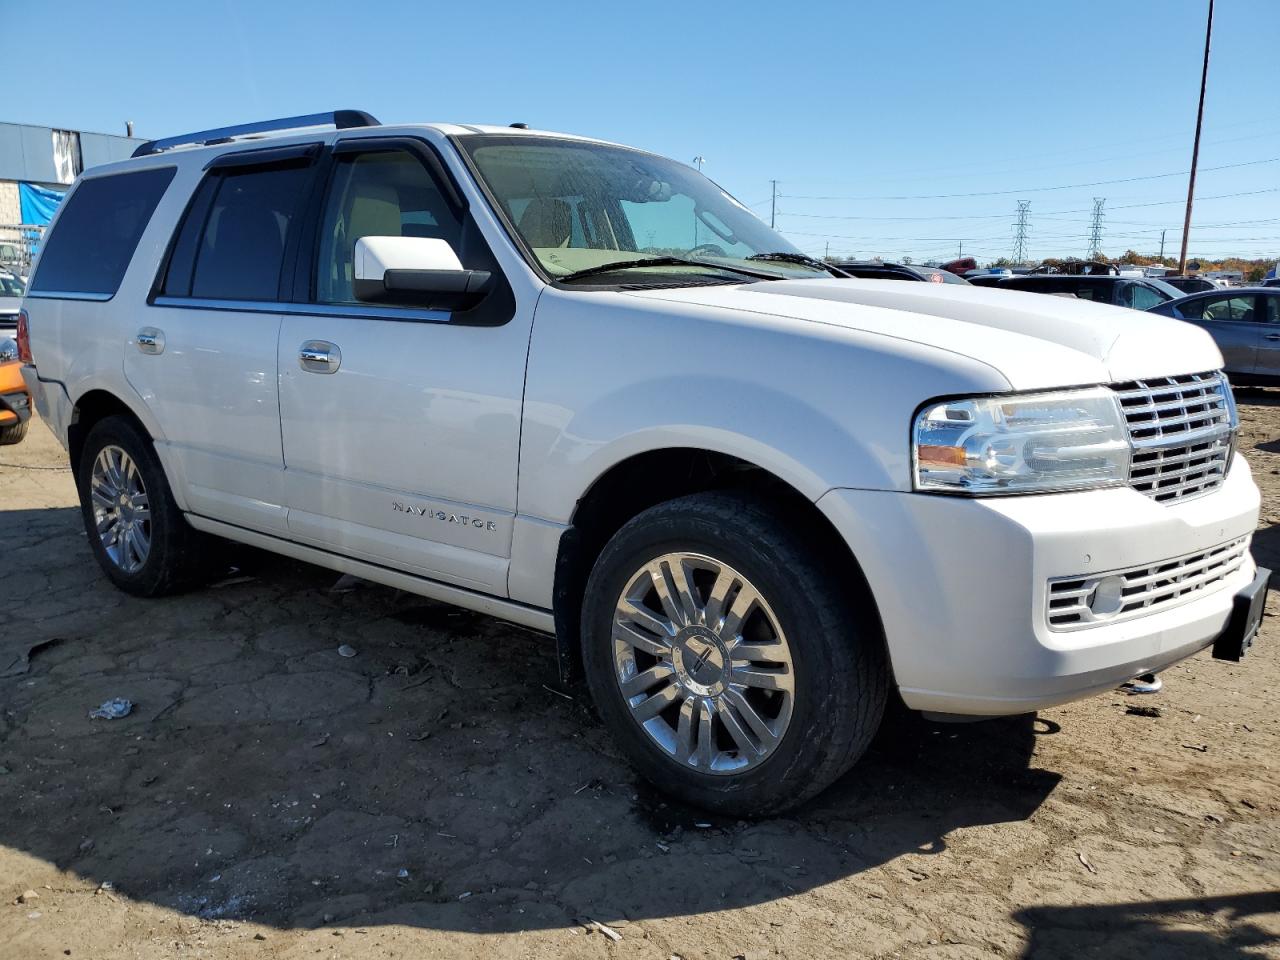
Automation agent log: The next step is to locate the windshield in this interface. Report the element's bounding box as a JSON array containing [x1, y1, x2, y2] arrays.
[[459, 135, 824, 282], [0, 274, 24, 296]]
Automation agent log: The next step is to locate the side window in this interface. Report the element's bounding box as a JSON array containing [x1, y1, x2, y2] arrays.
[[315, 150, 463, 304], [1176, 298, 1207, 320], [1070, 281, 1104, 302], [163, 163, 312, 301], [1128, 283, 1167, 311], [1265, 296, 1279, 324], [30, 167, 175, 297], [1202, 296, 1256, 322]]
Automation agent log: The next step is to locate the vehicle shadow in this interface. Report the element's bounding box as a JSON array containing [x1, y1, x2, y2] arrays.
[[1234, 386, 1280, 408], [2, 505, 1059, 933], [1012, 891, 1280, 959], [1249, 522, 1280, 589]]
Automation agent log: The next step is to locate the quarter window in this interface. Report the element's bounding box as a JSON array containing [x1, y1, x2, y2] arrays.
[[315, 150, 463, 304], [30, 167, 175, 297]]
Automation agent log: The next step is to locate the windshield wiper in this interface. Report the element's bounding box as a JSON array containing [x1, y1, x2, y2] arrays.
[[556, 256, 781, 284], [746, 252, 850, 277]]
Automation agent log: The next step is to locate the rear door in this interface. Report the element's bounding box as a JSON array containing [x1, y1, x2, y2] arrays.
[[127, 147, 319, 535], [1172, 293, 1261, 378], [275, 137, 531, 596]]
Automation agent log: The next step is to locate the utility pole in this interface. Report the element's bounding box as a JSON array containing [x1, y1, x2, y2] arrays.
[[825, 241, 830, 260], [958, 240, 963, 259], [770, 180, 778, 229], [692, 155, 705, 172], [1088, 198, 1106, 259], [1179, 0, 1213, 274], [1012, 201, 1031, 263], [1160, 229, 1167, 260]]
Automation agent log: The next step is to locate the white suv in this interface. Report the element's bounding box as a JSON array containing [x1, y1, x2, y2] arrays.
[[18, 111, 1269, 815]]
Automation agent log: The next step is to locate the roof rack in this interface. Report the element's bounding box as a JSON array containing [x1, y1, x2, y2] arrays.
[[131, 110, 380, 158]]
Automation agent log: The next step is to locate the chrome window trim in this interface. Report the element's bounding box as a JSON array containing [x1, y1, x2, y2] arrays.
[[150, 296, 452, 324], [25, 290, 115, 302]]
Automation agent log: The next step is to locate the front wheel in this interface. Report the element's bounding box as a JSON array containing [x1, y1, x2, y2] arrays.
[[581, 491, 888, 816]]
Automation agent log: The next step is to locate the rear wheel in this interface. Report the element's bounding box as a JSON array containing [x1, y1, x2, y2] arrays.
[[581, 491, 888, 816], [76, 415, 213, 596]]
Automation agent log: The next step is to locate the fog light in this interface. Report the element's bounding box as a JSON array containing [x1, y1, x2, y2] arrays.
[[1088, 575, 1127, 618]]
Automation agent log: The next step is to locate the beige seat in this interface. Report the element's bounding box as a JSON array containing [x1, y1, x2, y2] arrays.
[[517, 198, 571, 248]]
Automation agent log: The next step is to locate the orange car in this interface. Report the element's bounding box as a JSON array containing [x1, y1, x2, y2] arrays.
[[0, 338, 31, 445]]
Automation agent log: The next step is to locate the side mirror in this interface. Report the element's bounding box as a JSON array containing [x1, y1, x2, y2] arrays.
[[352, 236, 492, 310]]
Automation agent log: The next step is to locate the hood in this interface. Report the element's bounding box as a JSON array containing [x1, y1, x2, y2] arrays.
[[624, 279, 1223, 391]]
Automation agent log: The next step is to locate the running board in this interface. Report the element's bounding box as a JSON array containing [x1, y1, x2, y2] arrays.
[[185, 514, 555, 635]]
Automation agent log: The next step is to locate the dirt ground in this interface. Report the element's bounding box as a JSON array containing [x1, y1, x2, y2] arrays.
[[1, 395, 1278, 960]]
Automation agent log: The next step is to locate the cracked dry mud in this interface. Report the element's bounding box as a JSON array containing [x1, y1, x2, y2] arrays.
[[1, 397, 1278, 960]]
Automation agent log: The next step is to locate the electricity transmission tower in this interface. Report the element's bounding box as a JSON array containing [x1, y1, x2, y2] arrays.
[[1012, 201, 1031, 263], [1088, 198, 1106, 259]]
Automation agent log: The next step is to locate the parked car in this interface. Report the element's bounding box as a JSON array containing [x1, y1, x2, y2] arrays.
[[0, 271, 24, 334], [19, 112, 1268, 815], [1163, 276, 1222, 295], [1148, 288, 1280, 385], [968, 273, 1182, 309], [0, 337, 32, 443], [833, 261, 971, 284], [1261, 278, 1280, 288]]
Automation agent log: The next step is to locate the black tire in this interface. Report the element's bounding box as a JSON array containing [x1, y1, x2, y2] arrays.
[[0, 418, 28, 445], [76, 415, 213, 596], [581, 490, 888, 817]]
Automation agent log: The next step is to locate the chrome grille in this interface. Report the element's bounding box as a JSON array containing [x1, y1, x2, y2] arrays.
[[1047, 536, 1250, 630], [1110, 371, 1235, 503]]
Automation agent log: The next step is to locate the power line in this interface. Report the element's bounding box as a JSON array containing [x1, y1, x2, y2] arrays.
[[777, 156, 1279, 202]]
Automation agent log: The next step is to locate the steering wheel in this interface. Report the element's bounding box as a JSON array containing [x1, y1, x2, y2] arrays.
[[687, 243, 727, 259]]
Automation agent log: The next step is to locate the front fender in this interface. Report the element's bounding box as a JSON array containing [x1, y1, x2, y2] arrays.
[[517, 289, 1007, 524]]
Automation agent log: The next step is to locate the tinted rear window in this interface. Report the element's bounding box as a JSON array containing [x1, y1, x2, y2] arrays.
[[30, 167, 175, 297], [164, 164, 313, 301]]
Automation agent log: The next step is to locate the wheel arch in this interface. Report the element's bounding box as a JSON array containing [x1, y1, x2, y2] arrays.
[[68, 388, 161, 477], [551, 445, 886, 684]]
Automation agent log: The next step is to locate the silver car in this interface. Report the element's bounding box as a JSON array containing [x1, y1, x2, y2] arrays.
[[1148, 288, 1280, 385]]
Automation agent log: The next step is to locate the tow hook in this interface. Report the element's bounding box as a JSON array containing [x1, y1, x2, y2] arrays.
[[1119, 672, 1162, 695]]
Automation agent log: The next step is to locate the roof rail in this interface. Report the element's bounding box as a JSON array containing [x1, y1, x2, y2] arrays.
[[131, 110, 380, 158]]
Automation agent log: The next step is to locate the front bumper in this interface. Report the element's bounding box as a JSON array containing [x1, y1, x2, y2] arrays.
[[817, 455, 1262, 715]]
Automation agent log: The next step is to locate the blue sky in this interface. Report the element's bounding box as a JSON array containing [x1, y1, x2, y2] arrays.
[[8, 0, 1277, 264]]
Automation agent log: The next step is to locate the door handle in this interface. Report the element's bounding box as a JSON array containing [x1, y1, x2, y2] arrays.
[[299, 340, 342, 374], [135, 327, 165, 355]]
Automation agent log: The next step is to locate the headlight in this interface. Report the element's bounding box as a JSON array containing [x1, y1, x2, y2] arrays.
[[913, 387, 1131, 495], [0, 338, 16, 362]]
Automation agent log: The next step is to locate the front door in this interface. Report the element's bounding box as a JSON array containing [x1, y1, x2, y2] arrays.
[[1255, 294, 1280, 378], [127, 156, 317, 535], [277, 139, 531, 596]]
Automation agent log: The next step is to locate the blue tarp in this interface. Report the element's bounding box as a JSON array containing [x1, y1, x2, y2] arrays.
[[19, 182, 66, 226]]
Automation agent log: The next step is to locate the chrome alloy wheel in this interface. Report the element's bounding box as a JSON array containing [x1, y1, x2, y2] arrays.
[[611, 552, 795, 774], [90, 444, 151, 574]]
